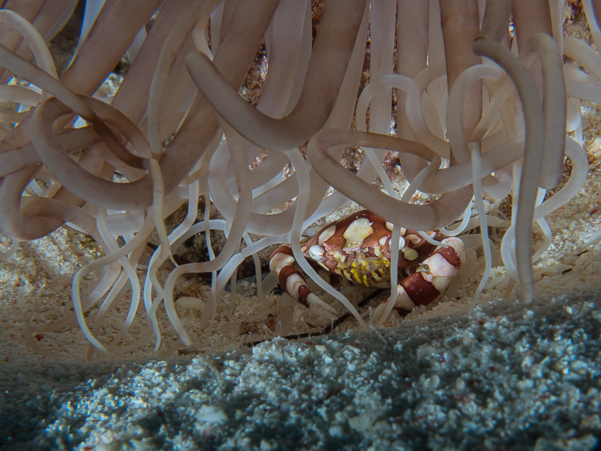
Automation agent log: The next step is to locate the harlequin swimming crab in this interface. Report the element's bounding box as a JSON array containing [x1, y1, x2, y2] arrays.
[[270, 210, 464, 321]]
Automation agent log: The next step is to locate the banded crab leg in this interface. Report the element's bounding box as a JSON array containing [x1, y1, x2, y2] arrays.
[[269, 245, 338, 319], [373, 237, 465, 323]]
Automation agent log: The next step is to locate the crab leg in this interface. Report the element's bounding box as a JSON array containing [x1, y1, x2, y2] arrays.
[[270, 245, 338, 319], [373, 237, 465, 322]]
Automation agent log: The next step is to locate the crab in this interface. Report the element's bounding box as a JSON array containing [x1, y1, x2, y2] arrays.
[[269, 210, 464, 321]]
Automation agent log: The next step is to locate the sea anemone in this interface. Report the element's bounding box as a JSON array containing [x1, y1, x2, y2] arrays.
[[0, 0, 599, 359]]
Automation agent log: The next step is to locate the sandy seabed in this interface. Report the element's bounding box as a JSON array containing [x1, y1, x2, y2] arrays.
[[1, 287, 601, 450]]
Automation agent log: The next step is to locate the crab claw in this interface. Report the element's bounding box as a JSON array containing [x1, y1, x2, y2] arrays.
[[270, 246, 337, 319], [306, 293, 338, 319], [279, 266, 338, 319], [373, 236, 464, 323], [371, 283, 416, 324]]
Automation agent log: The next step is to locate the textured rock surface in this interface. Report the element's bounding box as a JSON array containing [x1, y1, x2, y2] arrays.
[[2, 289, 600, 450]]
